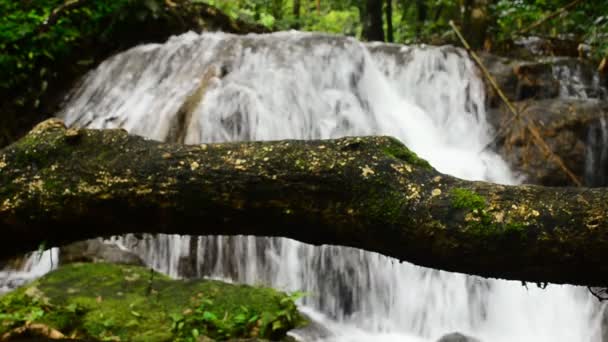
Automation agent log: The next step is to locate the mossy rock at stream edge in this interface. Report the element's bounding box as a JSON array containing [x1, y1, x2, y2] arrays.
[[0, 263, 305, 341]]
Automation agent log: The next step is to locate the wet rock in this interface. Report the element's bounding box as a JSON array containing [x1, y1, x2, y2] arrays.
[[479, 53, 604, 106], [288, 312, 334, 341], [59, 239, 144, 266], [489, 98, 608, 186], [0, 255, 28, 270], [511, 36, 580, 59], [436, 332, 480, 342]]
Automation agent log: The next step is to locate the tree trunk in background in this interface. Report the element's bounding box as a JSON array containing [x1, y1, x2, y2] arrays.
[[415, 0, 428, 37], [461, 0, 489, 49], [292, 0, 300, 28], [363, 0, 385, 41], [3, 119, 608, 288], [386, 0, 394, 43], [271, 0, 285, 21], [462, 0, 474, 43]]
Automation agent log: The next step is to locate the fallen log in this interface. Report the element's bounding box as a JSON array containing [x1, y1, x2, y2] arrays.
[[1, 119, 607, 286]]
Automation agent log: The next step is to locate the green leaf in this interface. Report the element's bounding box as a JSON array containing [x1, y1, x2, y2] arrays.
[[272, 319, 283, 331], [202, 311, 218, 322]]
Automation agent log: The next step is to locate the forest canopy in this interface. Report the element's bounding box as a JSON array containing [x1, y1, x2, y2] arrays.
[[205, 0, 607, 57]]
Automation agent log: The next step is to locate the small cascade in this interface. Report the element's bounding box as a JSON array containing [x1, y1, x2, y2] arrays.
[[552, 58, 607, 99], [2, 31, 606, 341], [585, 117, 608, 187], [0, 248, 58, 294]]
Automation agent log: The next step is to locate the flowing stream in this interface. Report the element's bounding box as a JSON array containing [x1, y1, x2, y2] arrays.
[[5, 31, 607, 341]]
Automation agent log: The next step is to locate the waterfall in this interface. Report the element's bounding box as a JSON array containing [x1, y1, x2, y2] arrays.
[[10, 31, 607, 341], [551, 58, 607, 100], [0, 248, 58, 294], [585, 116, 608, 187]]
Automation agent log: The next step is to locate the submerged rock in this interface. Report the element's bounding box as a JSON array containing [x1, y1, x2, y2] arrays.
[[0, 263, 304, 341], [436, 332, 481, 342], [59, 239, 145, 266]]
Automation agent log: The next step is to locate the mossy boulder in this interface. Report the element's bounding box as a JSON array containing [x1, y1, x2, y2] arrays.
[[0, 263, 304, 341]]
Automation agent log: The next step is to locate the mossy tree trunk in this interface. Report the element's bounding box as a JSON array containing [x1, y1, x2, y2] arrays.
[[2, 119, 608, 287]]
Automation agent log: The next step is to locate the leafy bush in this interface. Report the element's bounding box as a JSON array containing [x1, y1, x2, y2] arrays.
[[0, 0, 164, 107], [171, 291, 306, 341]]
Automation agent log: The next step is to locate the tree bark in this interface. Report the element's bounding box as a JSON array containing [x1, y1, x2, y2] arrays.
[[415, 0, 427, 37], [292, 0, 300, 28], [385, 0, 394, 43], [2, 119, 608, 287], [363, 0, 385, 42]]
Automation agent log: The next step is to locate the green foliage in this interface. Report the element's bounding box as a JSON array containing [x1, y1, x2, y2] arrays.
[[0, 0, 165, 107], [0, 263, 304, 341], [197, 0, 607, 60], [0, 289, 86, 336], [171, 290, 306, 341], [492, 0, 608, 59]]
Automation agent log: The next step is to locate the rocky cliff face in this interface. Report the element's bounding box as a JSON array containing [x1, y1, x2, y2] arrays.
[[481, 50, 608, 186]]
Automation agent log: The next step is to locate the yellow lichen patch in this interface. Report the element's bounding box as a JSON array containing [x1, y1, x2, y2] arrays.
[[29, 118, 66, 135], [190, 161, 200, 171], [0, 198, 12, 212], [28, 180, 44, 193], [360, 165, 375, 178], [160, 177, 177, 188], [465, 212, 481, 222], [433, 176, 442, 183], [234, 159, 247, 171], [431, 188, 442, 197], [77, 181, 102, 195], [406, 184, 421, 200], [135, 187, 153, 196], [493, 211, 505, 223], [391, 163, 411, 174], [97, 171, 132, 186], [162, 153, 172, 159], [64, 128, 80, 138], [508, 203, 540, 223], [12, 175, 27, 184]]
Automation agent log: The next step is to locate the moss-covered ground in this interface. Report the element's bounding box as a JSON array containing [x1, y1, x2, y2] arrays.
[[0, 263, 305, 341]]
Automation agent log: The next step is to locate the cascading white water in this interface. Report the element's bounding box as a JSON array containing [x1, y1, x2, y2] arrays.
[[585, 116, 608, 187], [47, 31, 606, 341], [552, 58, 607, 100], [0, 248, 58, 294]]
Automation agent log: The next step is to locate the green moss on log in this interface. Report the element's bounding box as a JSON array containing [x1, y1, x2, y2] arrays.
[[451, 188, 486, 211], [0, 263, 305, 341], [382, 137, 432, 169]]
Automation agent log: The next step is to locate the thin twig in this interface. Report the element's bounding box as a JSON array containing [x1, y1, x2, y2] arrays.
[[513, 0, 584, 38], [40, 0, 90, 32], [450, 20, 582, 186]]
